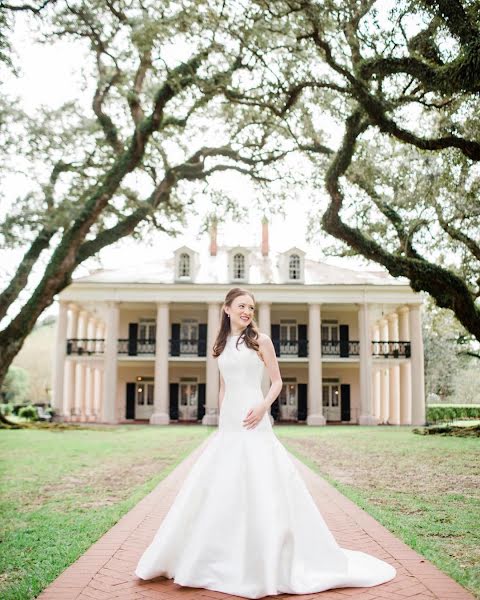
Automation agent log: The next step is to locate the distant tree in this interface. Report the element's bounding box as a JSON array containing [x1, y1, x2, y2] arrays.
[[1, 365, 30, 404], [223, 0, 480, 341], [0, 0, 286, 413]]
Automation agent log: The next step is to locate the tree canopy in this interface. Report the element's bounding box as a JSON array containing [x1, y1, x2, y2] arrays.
[[0, 0, 479, 394]]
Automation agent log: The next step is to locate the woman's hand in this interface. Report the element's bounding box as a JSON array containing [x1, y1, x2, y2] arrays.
[[243, 401, 268, 430]]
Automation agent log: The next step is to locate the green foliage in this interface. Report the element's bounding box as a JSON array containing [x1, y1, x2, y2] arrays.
[[18, 405, 38, 421], [426, 403, 480, 424], [2, 366, 30, 404], [0, 402, 14, 416]]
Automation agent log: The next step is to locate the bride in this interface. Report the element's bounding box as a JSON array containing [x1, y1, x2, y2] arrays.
[[135, 287, 396, 598]]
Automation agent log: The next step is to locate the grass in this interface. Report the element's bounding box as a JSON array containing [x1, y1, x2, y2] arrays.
[[0, 424, 215, 600], [1, 424, 479, 600], [274, 425, 480, 599]]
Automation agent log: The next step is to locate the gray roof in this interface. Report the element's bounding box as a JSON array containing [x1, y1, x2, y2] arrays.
[[72, 244, 409, 287]]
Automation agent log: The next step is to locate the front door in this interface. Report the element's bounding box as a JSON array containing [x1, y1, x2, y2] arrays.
[[178, 382, 198, 420], [279, 381, 297, 420], [135, 380, 154, 419], [322, 381, 341, 421]]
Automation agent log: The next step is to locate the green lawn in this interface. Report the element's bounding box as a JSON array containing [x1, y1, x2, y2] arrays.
[[0, 424, 214, 600], [1, 424, 478, 600], [275, 425, 480, 599]]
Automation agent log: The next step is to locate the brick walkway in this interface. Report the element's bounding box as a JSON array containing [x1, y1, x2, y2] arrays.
[[38, 434, 475, 600]]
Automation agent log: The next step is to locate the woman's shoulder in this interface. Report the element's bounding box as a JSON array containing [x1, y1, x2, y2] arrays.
[[257, 332, 273, 347]]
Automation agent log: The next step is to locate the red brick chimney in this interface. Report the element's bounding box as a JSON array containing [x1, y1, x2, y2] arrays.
[[209, 217, 217, 256], [261, 216, 269, 256]]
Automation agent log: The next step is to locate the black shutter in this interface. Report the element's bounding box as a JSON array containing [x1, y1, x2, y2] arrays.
[[169, 383, 179, 420], [298, 383, 308, 421], [128, 323, 138, 356], [271, 324, 280, 357], [126, 382, 136, 419], [298, 324, 308, 357], [171, 323, 180, 356], [339, 324, 349, 357], [197, 383, 206, 420], [271, 395, 280, 421], [341, 384, 351, 421], [198, 324, 207, 357]]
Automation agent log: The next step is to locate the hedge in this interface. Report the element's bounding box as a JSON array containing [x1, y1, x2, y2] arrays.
[[426, 404, 480, 424]]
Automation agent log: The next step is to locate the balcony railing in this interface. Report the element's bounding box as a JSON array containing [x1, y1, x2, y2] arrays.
[[66, 338, 105, 355], [66, 337, 411, 359], [170, 338, 206, 357], [118, 338, 156, 355], [273, 339, 308, 357], [372, 340, 411, 358], [322, 340, 360, 357]]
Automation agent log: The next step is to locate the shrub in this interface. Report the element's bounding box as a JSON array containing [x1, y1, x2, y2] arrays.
[[0, 402, 14, 416], [426, 403, 480, 424], [18, 405, 38, 421]]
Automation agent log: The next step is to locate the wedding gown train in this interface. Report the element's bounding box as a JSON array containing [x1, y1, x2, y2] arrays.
[[135, 334, 396, 598]]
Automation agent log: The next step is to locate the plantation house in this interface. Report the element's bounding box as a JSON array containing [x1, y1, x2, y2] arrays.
[[52, 221, 425, 426]]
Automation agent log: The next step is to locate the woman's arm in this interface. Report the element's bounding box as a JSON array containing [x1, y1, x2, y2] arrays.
[[243, 334, 283, 430], [258, 334, 283, 410]]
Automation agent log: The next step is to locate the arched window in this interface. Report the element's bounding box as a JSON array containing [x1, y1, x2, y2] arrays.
[[233, 253, 245, 279], [289, 254, 301, 279], [179, 253, 190, 277]]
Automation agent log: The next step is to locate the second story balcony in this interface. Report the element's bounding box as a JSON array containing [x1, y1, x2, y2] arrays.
[[66, 337, 411, 360]]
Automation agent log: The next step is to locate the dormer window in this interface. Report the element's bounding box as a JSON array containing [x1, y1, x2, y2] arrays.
[[280, 246, 305, 283], [233, 253, 245, 279], [174, 245, 197, 282], [289, 254, 301, 280], [179, 253, 190, 278]]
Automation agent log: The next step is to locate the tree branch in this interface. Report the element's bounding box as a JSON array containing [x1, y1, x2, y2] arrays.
[[322, 109, 480, 340]]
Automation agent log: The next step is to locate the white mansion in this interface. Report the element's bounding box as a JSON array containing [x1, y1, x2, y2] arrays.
[[52, 221, 426, 426]]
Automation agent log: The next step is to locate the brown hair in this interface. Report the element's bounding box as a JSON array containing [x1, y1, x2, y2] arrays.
[[212, 287, 260, 357]]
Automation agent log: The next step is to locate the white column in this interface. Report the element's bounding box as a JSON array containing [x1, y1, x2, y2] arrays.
[[52, 300, 68, 416], [63, 304, 79, 419], [93, 368, 102, 420], [307, 303, 325, 425], [74, 364, 85, 420], [258, 302, 272, 400], [74, 310, 88, 419], [409, 303, 426, 425], [84, 317, 96, 419], [84, 366, 94, 420], [379, 318, 389, 423], [103, 302, 119, 423], [86, 317, 96, 354], [387, 313, 401, 425], [151, 302, 170, 424], [372, 324, 381, 419], [96, 322, 105, 355], [398, 306, 412, 425], [373, 368, 381, 419], [358, 303, 378, 425], [203, 302, 221, 426]]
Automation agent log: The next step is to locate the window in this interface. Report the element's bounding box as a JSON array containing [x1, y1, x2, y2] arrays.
[[180, 320, 199, 354], [233, 253, 245, 279], [280, 320, 297, 355], [321, 320, 338, 341], [139, 318, 156, 341], [178, 252, 190, 278], [289, 254, 301, 279]]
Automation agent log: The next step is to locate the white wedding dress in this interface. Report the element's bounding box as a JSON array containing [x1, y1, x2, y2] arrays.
[[135, 334, 396, 598]]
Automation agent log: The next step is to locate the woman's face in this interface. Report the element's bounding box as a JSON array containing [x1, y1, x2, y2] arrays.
[[226, 294, 255, 330]]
